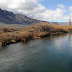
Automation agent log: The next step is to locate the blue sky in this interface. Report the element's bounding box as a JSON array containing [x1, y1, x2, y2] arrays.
[[39, 0, 72, 9], [0, 0, 72, 22], [37, 0, 72, 22]]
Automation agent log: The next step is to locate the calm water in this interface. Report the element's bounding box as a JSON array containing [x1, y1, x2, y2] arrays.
[[0, 34, 72, 72]]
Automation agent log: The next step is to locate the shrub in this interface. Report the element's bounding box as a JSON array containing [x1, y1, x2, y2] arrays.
[[0, 22, 72, 46], [18, 31, 33, 42], [1, 26, 15, 32]]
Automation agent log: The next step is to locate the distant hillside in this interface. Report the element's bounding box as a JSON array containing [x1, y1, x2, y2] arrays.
[[53, 22, 72, 25], [0, 8, 70, 26], [0, 8, 41, 24]]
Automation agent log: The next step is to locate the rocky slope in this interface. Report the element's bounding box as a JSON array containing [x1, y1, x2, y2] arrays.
[[0, 8, 41, 24]]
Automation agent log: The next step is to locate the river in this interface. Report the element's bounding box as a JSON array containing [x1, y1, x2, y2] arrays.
[[0, 34, 72, 72]]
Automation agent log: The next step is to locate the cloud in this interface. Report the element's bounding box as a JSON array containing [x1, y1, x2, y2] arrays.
[[57, 4, 65, 8], [0, 0, 71, 21], [69, 6, 72, 11], [39, 8, 66, 21]]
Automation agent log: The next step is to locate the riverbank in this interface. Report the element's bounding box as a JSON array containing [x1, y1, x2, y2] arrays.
[[0, 22, 72, 46]]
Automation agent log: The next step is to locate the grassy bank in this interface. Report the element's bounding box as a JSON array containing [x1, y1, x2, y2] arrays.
[[0, 22, 72, 46]]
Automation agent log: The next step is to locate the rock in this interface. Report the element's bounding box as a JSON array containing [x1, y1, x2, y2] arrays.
[[34, 36, 41, 39], [11, 40, 16, 43]]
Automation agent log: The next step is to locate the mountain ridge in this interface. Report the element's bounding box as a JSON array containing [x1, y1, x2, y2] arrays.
[[0, 8, 41, 24]]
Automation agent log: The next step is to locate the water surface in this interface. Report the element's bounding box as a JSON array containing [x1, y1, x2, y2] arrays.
[[0, 34, 72, 72]]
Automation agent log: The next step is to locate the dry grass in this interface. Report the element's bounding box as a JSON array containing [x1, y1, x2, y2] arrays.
[[1, 26, 15, 32], [18, 31, 33, 42], [0, 22, 72, 46], [29, 22, 72, 33]]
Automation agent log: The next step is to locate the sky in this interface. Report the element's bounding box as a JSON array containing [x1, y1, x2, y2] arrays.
[[0, 0, 72, 22]]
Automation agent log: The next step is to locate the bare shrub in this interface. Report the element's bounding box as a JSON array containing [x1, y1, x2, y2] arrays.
[[1, 26, 15, 32]]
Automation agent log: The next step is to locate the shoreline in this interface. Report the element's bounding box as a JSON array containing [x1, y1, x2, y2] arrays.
[[0, 32, 67, 46]]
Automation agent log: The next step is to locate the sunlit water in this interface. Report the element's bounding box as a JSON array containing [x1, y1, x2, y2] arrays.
[[0, 34, 72, 72]]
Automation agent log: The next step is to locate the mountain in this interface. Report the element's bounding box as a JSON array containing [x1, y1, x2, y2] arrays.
[[0, 8, 70, 26], [52, 22, 71, 25], [0, 8, 41, 24]]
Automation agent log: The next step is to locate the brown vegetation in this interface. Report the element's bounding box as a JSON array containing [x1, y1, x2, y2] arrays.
[[1, 26, 15, 32], [0, 22, 72, 46]]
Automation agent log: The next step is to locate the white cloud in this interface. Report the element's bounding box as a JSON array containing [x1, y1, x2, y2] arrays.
[[65, 13, 72, 19], [57, 4, 65, 8], [39, 8, 66, 21], [69, 6, 72, 11], [0, 0, 71, 21]]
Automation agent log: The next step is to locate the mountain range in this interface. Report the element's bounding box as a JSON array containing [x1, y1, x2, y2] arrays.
[[0, 8, 70, 26], [0, 8, 41, 25], [53, 22, 71, 25]]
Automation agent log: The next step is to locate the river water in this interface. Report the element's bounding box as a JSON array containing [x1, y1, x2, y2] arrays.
[[0, 34, 72, 72]]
